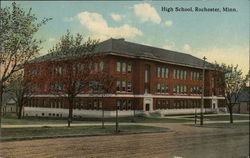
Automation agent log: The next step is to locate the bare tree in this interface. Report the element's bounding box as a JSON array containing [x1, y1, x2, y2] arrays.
[[213, 62, 249, 123], [0, 2, 51, 127]]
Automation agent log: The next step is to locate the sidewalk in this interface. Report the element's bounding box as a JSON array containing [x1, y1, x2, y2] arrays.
[[2, 120, 249, 128]]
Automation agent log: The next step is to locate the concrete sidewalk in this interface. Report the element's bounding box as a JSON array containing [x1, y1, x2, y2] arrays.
[[2, 120, 249, 128]]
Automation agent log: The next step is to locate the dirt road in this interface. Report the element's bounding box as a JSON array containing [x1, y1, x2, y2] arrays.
[[0, 123, 249, 158]]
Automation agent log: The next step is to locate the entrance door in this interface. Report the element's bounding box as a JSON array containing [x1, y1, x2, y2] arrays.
[[146, 104, 150, 111]]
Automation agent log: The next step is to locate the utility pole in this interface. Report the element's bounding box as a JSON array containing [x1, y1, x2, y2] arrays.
[[200, 56, 207, 125], [115, 104, 118, 133]]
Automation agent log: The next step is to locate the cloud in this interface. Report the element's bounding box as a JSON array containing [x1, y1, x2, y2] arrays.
[[133, 3, 161, 24], [77, 11, 143, 39], [48, 38, 56, 42], [165, 20, 173, 27], [63, 17, 74, 22], [181, 45, 249, 75], [111, 13, 122, 22], [183, 44, 192, 52]]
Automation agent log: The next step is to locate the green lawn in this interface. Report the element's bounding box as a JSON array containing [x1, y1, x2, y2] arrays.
[[0, 125, 168, 141], [2, 115, 192, 125], [183, 114, 249, 121], [194, 121, 249, 128]]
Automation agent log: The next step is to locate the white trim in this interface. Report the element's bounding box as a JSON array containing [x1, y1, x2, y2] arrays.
[[26, 94, 225, 99]]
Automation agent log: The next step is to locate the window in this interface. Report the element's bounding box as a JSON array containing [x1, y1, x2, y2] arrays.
[[128, 63, 132, 73], [116, 80, 121, 92], [184, 85, 187, 93], [177, 70, 180, 79], [157, 67, 161, 77], [145, 69, 148, 83], [194, 72, 197, 80], [177, 85, 180, 93], [100, 62, 104, 72], [52, 82, 63, 92], [122, 80, 126, 91], [161, 67, 165, 78], [122, 62, 126, 73], [161, 83, 165, 93], [173, 85, 177, 93], [173, 69, 176, 79], [197, 72, 200, 80], [157, 83, 161, 93], [127, 80, 132, 92], [184, 71, 187, 80], [127, 100, 132, 110], [191, 72, 193, 80], [76, 63, 84, 72], [117, 62, 121, 72], [94, 99, 98, 109], [181, 70, 183, 79], [165, 84, 169, 93], [165, 68, 168, 78]]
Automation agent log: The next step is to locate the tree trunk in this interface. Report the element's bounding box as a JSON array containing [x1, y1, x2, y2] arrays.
[[68, 98, 73, 127], [0, 82, 3, 129], [102, 97, 104, 128], [18, 102, 23, 119], [115, 105, 118, 133], [229, 106, 233, 123]]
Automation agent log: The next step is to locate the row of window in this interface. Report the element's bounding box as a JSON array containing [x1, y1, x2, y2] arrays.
[[116, 62, 132, 73], [116, 80, 132, 92], [157, 67, 169, 78], [190, 71, 200, 81], [173, 85, 187, 94], [116, 99, 134, 110], [173, 69, 187, 80], [156, 83, 169, 93], [156, 99, 202, 109]]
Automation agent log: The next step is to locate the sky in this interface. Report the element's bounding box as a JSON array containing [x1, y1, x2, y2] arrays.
[[2, 0, 249, 75]]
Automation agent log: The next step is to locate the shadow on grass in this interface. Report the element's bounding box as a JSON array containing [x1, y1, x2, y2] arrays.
[[1, 125, 169, 142]]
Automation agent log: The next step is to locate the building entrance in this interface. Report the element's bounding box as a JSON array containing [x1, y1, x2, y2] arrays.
[[146, 104, 150, 111]]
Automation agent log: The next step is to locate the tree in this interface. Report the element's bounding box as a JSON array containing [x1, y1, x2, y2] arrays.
[[6, 71, 34, 119], [90, 72, 116, 128], [47, 30, 99, 127], [213, 62, 249, 123], [0, 2, 51, 127]]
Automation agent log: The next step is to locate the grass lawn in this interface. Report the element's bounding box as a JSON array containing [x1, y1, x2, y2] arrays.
[[0, 125, 168, 141], [2, 116, 192, 125], [193, 121, 249, 128], [183, 114, 249, 121]]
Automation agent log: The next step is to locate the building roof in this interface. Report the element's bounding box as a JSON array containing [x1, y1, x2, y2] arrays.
[[31, 38, 213, 69]]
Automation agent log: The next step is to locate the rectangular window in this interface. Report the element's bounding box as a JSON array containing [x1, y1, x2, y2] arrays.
[[180, 70, 183, 80], [127, 80, 132, 92], [157, 83, 161, 93], [145, 69, 148, 83], [157, 67, 161, 78], [122, 80, 126, 91], [194, 72, 197, 80], [177, 85, 180, 93], [165, 68, 168, 78], [161, 67, 165, 78], [184, 71, 187, 80], [173, 85, 177, 93], [180, 85, 183, 94], [161, 83, 165, 93], [165, 84, 169, 93], [122, 62, 126, 73], [177, 70, 180, 79], [94, 63, 98, 72], [191, 72, 193, 80], [127, 63, 132, 73], [100, 62, 104, 72], [173, 69, 176, 79], [117, 62, 121, 72], [197, 72, 199, 80], [127, 100, 132, 110], [184, 85, 187, 93], [116, 80, 121, 92]]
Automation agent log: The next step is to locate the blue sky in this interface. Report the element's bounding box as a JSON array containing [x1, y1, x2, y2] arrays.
[[2, 1, 249, 74]]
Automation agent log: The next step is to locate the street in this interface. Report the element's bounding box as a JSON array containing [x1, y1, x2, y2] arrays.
[[0, 122, 249, 158]]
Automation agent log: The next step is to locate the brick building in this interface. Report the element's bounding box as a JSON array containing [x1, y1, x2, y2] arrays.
[[24, 38, 226, 117]]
